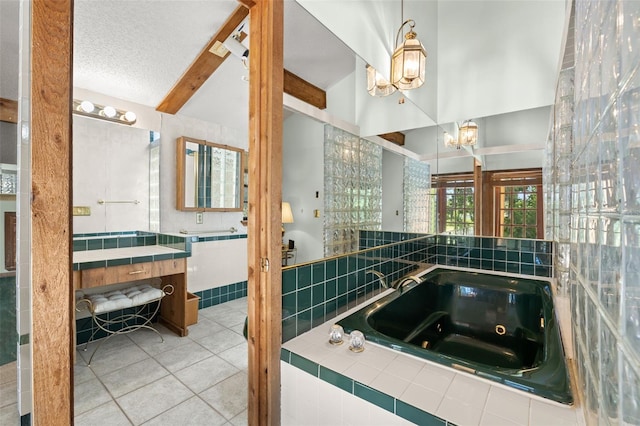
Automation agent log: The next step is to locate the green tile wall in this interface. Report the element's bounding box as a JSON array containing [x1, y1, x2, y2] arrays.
[[0, 275, 17, 366], [193, 281, 248, 309], [282, 235, 435, 342]]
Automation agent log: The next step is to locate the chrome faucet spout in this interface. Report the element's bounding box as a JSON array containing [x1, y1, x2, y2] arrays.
[[394, 275, 422, 294], [366, 270, 388, 288]]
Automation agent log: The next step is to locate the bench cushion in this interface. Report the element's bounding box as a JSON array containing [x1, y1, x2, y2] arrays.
[[86, 284, 164, 314]]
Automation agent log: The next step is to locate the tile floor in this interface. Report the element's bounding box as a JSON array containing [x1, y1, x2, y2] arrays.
[[0, 361, 19, 425], [74, 297, 249, 425]]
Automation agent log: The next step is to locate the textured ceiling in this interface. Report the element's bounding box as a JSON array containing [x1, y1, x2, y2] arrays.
[[72, 0, 355, 131], [73, 0, 240, 106]]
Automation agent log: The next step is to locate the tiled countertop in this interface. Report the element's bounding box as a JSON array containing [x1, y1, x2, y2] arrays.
[[282, 289, 583, 426], [73, 245, 189, 271]]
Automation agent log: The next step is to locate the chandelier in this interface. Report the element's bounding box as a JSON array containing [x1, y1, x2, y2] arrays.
[[444, 120, 478, 149]]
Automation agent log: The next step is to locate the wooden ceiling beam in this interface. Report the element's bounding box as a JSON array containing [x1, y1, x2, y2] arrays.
[[378, 131, 405, 146], [283, 69, 326, 110], [0, 97, 18, 123], [156, 5, 249, 114], [157, 4, 327, 114]]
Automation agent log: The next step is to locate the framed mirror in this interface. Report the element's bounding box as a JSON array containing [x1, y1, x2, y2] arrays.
[[176, 136, 244, 211]]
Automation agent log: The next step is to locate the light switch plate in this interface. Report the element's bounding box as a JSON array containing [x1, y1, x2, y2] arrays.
[[196, 212, 203, 224], [73, 206, 91, 216]]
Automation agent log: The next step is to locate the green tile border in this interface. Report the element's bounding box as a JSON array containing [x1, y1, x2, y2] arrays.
[[282, 350, 452, 425], [19, 334, 29, 345]]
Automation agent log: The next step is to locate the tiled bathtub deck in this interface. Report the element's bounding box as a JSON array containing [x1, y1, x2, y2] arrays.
[[73, 297, 248, 425], [282, 289, 582, 426]]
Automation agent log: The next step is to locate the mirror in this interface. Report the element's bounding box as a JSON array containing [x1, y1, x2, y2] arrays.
[[176, 136, 244, 212], [72, 115, 159, 234]]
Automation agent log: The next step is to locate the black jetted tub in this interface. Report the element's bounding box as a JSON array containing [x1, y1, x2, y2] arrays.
[[338, 267, 573, 404]]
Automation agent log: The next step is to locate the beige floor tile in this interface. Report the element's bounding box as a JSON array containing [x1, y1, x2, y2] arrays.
[[153, 340, 212, 373], [75, 400, 132, 426], [174, 355, 238, 394], [229, 408, 248, 426], [116, 375, 193, 425], [199, 371, 248, 420], [74, 377, 113, 416], [185, 318, 225, 342], [0, 362, 16, 385], [141, 396, 227, 426], [217, 342, 247, 371], [127, 324, 185, 356], [196, 329, 245, 355], [0, 404, 20, 426], [99, 358, 169, 398]]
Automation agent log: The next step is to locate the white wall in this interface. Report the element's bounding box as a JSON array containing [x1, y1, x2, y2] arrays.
[[187, 239, 248, 292], [382, 151, 404, 231], [159, 113, 247, 235], [281, 362, 411, 425], [282, 113, 325, 264], [437, 1, 564, 123]]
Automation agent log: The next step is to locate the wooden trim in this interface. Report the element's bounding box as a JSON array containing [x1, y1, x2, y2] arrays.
[[536, 184, 544, 239], [4, 212, 16, 271], [283, 69, 326, 110], [0, 194, 16, 201], [31, 0, 73, 423], [0, 97, 18, 123], [247, 0, 283, 424], [156, 5, 249, 114], [481, 171, 493, 236], [473, 159, 482, 236], [377, 132, 405, 146]]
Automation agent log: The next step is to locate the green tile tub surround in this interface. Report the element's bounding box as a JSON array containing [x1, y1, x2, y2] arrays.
[[281, 235, 435, 343], [427, 234, 553, 278], [281, 349, 451, 426]]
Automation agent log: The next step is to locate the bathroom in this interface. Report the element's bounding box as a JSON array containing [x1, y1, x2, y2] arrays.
[[1, 0, 639, 425]]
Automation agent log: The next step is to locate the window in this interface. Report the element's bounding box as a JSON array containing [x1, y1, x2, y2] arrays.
[[496, 185, 539, 238], [433, 174, 475, 235], [492, 169, 543, 239]]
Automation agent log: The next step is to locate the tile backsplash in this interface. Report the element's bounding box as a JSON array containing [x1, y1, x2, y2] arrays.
[[282, 232, 554, 343]]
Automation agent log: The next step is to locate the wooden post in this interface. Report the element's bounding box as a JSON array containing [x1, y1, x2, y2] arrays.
[[247, 0, 283, 425], [31, 0, 74, 424]]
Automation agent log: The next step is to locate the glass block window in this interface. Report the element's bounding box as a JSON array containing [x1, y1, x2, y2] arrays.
[[496, 185, 540, 239], [403, 157, 432, 233], [324, 125, 382, 257]]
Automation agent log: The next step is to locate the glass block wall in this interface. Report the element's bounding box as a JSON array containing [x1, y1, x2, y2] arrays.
[[546, 1, 640, 424], [403, 157, 432, 233], [324, 125, 382, 257]]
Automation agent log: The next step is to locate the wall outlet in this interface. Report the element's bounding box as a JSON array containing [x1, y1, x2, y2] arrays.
[[196, 212, 203, 224]]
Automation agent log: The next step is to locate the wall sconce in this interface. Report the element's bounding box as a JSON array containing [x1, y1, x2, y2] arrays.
[[73, 99, 137, 125], [366, 0, 427, 97], [444, 120, 479, 149]]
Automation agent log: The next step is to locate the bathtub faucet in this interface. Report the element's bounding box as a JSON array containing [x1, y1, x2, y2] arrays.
[[394, 275, 422, 294], [366, 270, 388, 288]]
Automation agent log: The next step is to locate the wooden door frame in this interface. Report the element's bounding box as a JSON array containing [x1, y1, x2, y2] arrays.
[[31, 0, 283, 424]]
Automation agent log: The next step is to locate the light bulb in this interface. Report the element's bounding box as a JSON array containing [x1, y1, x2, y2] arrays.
[[102, 106, 116, 118], [79, 100, 94, 113], [123, 111, 136, 122]]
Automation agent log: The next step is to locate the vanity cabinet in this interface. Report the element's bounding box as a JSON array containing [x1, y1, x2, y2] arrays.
[[73, 258, 189, 337]]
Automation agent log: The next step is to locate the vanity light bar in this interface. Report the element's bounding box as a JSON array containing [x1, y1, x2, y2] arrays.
[[72, 99, 137, 125]]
